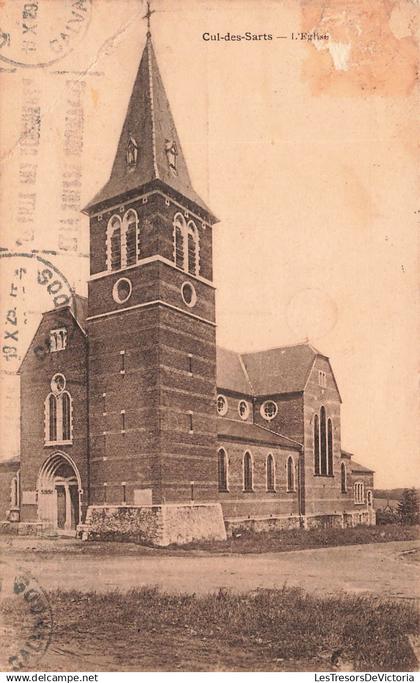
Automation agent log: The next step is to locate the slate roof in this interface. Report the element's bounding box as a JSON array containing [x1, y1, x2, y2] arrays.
[[218, 417, 302, 450], [72, 294, 87, 332], [216, 347, 253, 394], [241, 344, 318, 396], [84, 37, 214, 219], [341, 449, 353, 459], [216, 343, 325, 396], [0, 456, 20, 471], [350, 460, 375, 474]]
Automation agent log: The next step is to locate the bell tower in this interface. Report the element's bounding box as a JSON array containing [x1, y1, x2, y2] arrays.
[[83, 31, 219, 510]]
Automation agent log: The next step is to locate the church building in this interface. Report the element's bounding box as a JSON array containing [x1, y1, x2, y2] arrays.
[[3, 28, 375, 545]]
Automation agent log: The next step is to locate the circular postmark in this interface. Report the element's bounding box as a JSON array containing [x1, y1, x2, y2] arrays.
[[0, 251, 76, 376], [0, 562, 53, 671], [0, 0, 92, 69]]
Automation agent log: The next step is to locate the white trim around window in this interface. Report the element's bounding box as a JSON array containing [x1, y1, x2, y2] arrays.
[[217, 394, 228, 416], [260, 400, 278, 421], [238, 400, 250, 420]]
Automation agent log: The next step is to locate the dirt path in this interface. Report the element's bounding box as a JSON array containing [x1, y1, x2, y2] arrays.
[[0, 538, 418, 600]]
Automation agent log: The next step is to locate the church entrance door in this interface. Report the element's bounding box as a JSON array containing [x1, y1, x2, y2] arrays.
[[37, 453, 82, 535]]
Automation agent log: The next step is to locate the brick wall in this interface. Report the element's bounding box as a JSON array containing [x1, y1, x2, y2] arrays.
[[303, 356, 344, 516], [89, 193, 213, 282], [87, 190, 218, 507], [217, 439, 300, 519], [253, 393, 304, 444], [19, 308, 88, 521]]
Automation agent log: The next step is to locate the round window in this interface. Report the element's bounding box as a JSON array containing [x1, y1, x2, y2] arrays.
[[113, 277, 132, 304], [51, 373, 66, 394], [217, 394, 228, 416], [261, 400, 278, 421], [181, 281, 197, 308], [238, 400, 249, 420]]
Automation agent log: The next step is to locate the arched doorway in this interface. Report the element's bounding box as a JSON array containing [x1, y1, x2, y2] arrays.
[[37, 452, 82, 534]]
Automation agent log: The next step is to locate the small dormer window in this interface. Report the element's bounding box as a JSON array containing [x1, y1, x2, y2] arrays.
[[165, 139, 178, 175], [50, 328, 67, 352], [126, 135, 138, 168]]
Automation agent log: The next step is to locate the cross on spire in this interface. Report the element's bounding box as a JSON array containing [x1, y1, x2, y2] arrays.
[[143, 0, 155, 37]]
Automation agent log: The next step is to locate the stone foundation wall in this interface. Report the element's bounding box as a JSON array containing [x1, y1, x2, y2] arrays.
[[306, 514, 344, 530], [225, 515, 302, 536], [0, 521, 47, 536], [78, 502, 227, 546]]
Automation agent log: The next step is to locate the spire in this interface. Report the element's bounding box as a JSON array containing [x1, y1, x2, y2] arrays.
[[84, 32, 214, 220]]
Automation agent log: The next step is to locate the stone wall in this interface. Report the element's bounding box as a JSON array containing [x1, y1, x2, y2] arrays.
[[0, 459, 20, 521], [225, 514, 301, 536], [78, 502, 227, 546]]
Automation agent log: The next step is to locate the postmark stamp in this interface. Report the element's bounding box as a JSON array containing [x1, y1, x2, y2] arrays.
[[0, 251, 76, 375], [0, 562, 53, 671], [0, 0, 92, 69]]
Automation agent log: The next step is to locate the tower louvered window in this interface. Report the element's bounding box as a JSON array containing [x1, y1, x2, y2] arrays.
[[125, 209, 138, 266], [174, 214, 186, 269], [187, 221, 199, 275], [108, 215, 122, 271]]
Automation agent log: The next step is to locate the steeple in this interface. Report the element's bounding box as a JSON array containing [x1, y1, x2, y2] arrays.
[[85, 34, 214, 220]]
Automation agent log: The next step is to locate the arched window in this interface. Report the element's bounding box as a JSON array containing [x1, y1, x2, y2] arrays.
[[173, 213, 186, 270], [327, 418, 333, 476], [218, 448, 228, 492], [243, 452, 253, 492], [107, 215, 122, 271], [320, 406, 327, 475], [45, 378, 73, 445], [314, 414, 320, 475], [341, 462, 347, 493], [48, 394, 57, 442], [354, 481, 365, 504], [287, 456, 295, 492], [10, 472, 20, 508], [62, 392, 71, 441], [266, 453, 275, 492], [367, 490, 373, 506], [187, 221, 199, 275], [124, 209, 139, 266]]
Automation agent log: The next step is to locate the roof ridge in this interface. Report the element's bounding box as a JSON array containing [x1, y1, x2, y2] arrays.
[[238, 353, 254, 394], [147, 37, 159, 179], [241, 341, 320, 356]]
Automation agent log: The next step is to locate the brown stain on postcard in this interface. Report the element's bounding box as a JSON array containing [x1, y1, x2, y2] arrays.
[[301, 0, 418, 96]]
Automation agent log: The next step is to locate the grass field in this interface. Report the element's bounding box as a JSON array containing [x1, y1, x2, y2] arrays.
[[173, 523, 420, 554], [2, 586, 417, 671]]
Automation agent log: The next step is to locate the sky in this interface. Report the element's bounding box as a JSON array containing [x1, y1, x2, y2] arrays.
[[0, 0, 418, 488]]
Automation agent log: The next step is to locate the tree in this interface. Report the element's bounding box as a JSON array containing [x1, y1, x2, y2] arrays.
[[397, 488, 419, 525]]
